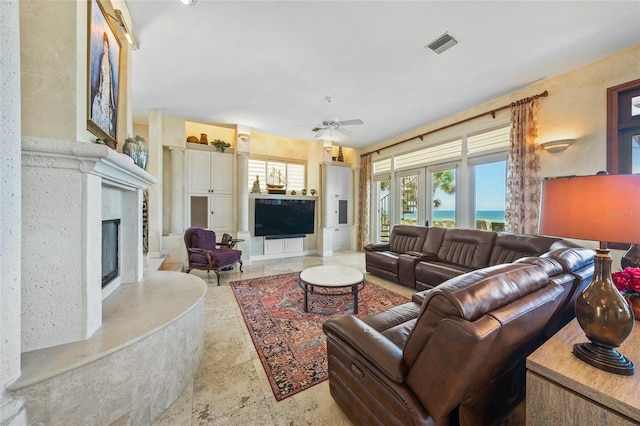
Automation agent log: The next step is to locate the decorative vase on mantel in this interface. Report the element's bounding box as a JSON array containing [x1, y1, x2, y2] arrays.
[[122, 135, 149, 170]]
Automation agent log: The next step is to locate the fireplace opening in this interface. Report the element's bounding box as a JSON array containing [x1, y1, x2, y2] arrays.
[[102, 219, 121, 287]]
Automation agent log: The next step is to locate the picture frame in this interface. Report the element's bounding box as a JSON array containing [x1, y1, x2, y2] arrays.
[[87, 0, 121, 142]]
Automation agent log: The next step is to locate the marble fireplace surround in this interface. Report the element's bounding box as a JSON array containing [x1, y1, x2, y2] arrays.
[[21, 137, 157, 352], [16, 138, 207, 424]]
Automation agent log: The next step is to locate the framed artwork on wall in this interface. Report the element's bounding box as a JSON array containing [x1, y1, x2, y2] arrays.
[[87, 0, 121, 142]]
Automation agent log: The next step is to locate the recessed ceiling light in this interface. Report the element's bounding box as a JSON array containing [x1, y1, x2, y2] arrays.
[[426, 32, 458, 55], [179, 0, 195, 5]]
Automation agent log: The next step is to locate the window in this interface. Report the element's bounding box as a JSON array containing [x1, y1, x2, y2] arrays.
[[607, 78, 640, 174], [248, 158, 306, 192], [429, 166, 457, 228], [371, 125, 509, 235], [394, 139, 462, 171], [374, 176, 391, 242], [400, 174, 419, 225], [473, 160, 506, 231]]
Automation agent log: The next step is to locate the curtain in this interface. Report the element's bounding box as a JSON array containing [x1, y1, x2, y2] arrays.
[[505, 98, 541, 235], [357, 154, 372, 251]]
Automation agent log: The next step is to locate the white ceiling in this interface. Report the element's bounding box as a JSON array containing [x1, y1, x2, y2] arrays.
[[127, 1, 640, 149]]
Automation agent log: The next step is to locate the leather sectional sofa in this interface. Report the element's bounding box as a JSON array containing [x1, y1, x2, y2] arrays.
[[322, 225, 595, 425], [324, 262, 575, 425]]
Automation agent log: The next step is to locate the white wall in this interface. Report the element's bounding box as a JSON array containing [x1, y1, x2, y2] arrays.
[[1, 1, 27, 423]]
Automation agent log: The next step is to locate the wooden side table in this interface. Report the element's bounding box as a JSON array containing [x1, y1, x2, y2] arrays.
[[526, 319, 640, 425]]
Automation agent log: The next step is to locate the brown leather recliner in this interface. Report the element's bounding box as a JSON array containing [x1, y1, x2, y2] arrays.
[[323, 263, 565, 426]]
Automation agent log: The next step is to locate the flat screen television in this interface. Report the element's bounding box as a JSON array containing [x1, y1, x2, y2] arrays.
[[254, 198, 315, 237]]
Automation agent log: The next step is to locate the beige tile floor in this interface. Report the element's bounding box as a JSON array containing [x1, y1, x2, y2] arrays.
[[153, 251, 415, 426]]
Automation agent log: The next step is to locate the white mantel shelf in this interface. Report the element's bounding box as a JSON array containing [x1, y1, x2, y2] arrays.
[[22, 137, 157, 189]]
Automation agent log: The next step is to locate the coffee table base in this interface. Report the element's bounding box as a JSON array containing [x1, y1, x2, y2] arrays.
[[298, 266, 365, 314]]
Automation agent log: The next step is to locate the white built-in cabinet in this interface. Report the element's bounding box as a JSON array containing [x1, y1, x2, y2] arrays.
[[323, 162, 351, 250], [187, 145, 234, 233]]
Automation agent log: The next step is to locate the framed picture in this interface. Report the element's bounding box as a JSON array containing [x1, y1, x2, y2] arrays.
[[87, 0, 121, 141]]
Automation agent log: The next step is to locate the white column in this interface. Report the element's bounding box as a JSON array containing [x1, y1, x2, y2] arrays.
[[147, 110, 163, 258], [237, 151, 249, 233], [236, 130, 251, 264], [1, 1, 28, 423], [169, 146, 185, 235]]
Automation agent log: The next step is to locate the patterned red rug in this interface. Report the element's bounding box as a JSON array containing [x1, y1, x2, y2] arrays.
[[230, 271, 410, 401]]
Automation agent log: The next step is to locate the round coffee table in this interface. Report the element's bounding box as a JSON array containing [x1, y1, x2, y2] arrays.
[[298, 265, 365, 314]]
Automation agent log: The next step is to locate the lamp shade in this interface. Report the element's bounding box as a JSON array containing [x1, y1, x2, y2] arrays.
[[539, 174, 640, 244]]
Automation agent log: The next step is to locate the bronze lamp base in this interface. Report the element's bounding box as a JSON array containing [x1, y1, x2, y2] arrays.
[[573, 248, 635, 376], [573, 342, 635, 376]]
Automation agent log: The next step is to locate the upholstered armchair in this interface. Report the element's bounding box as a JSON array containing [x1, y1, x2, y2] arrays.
[[184, 227, 243, 285]]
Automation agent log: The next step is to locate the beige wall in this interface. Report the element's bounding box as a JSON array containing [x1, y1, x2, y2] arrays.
[[362, 45, 640, 263], [20, 0, 133, 145], [364, 45, 640, 179], [185, 121, 236, 148]]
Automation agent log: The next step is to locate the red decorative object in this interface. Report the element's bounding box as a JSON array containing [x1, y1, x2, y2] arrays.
[[613, 267, 640, 296], [614, 267, 640, 321], [230, 272, 409, 400]]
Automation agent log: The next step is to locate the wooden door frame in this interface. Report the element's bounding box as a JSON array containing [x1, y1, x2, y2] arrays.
[[607, 78, 640, 174]]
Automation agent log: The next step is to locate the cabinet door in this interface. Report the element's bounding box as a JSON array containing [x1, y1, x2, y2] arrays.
[[187, 150, 212, 194], [189, 195, 209, 228], [334, 166, 351, 199], [210, 194, 232, 232], [333, 226, 350, 250], [210, 153, 233, 193], [324, 197, 339, 227]]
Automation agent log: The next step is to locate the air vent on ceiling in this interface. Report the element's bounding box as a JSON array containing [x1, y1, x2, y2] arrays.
[[426, 33, 458, 55]]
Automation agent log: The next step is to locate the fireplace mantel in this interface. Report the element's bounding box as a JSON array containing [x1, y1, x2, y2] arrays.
[[22, 137, 155, 189], [21, 137, 157, 352]]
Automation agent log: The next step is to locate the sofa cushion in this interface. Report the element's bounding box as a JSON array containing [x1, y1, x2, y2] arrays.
[[437, 228, 496, 268], [404, 263, 550, 367], [388, 225, 428, 253], [190, 228, 216, 249], [414, 261, 472, 289], [489, 233, 560, 265], [361, 302, 421, 349]]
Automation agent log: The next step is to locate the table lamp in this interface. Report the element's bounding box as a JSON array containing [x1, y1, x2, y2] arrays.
[[539, 174, 640, 375]]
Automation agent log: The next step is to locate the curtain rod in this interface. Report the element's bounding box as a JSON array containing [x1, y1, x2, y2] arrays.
[[362, 90, 548, 157]]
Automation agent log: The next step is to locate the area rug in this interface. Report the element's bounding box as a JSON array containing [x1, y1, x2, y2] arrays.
[[230, 272, 409, 401]]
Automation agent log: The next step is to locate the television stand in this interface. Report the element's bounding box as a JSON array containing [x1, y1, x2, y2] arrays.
[[263, 237, 305, 258], [265, 234, 306, 240]]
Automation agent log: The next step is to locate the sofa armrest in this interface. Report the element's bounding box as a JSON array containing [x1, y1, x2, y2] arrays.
[[365, 242, 391, 252], [323, 314, 408, 383], [405, 251, 437, 260]]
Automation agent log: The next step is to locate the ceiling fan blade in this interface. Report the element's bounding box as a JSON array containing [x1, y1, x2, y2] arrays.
[[336, 127, 354, 136], [311, 126, 322, 132], [338, 119, 363, 126], [314, 128, 328, 138]]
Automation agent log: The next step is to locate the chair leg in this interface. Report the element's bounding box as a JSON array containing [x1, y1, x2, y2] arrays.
[[214, 268, 221, 285], [238, 259, 243, 273]]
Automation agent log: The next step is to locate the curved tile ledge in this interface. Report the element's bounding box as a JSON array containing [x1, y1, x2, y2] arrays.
[[9, 271, 207, 425]]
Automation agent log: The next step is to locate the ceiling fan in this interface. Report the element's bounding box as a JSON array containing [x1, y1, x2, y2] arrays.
[[312, 96, 363, 139]]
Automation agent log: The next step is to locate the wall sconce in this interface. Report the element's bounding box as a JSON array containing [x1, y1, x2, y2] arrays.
[[540, 139, 574, 153], [114, 9, 138, 49], [238, 133, 250, 142]]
